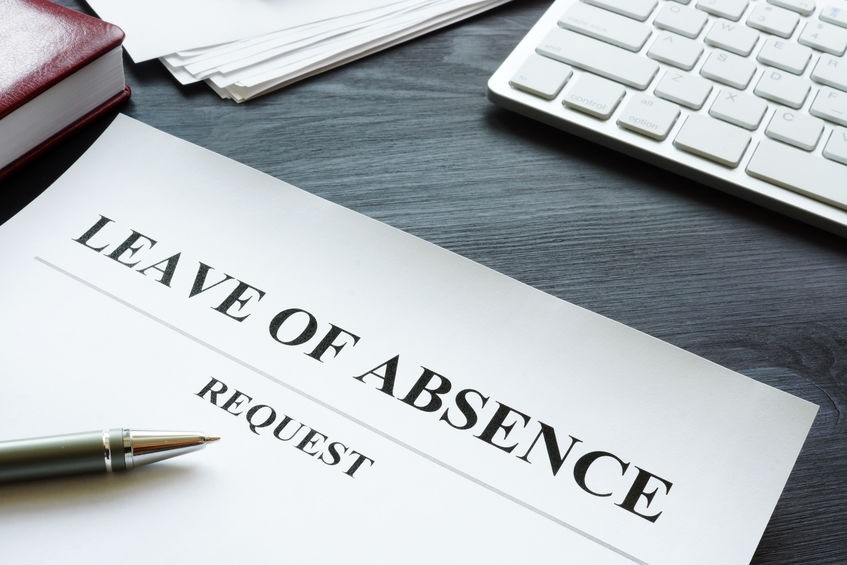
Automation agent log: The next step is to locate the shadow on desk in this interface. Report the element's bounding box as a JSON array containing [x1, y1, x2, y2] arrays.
[[483, 105, 847, 254]]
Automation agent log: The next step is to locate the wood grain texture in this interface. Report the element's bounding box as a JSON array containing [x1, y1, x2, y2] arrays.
[[1, 1, 845, 562]]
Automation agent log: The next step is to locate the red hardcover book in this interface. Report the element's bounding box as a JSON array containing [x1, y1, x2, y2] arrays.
[[0, 0, 130, 179]]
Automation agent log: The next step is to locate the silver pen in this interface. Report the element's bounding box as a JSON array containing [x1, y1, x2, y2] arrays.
[[0, 428, 219, 482]]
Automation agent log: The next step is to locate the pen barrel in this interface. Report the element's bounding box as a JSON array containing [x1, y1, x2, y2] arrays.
[[0, 429, 125, 483]]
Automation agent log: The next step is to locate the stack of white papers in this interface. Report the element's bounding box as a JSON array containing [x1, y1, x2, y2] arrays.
[[85, 0, 511, 102]]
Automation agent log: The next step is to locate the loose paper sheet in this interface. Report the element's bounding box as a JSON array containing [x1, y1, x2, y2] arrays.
[[162, 0, 433, 80], [0, 115, 817, 564], [85, 0, 511, 100], [84, 0, 404, 61]]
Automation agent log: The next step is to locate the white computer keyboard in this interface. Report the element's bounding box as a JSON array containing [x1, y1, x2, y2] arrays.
[[487, 0, 847, 235]]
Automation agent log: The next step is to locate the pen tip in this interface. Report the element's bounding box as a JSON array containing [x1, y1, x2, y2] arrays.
[[206, 436, 221, 443]]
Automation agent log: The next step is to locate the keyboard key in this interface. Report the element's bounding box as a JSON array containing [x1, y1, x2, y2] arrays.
[[510, 54, 573, 100], [674, 114, 751, 167], [562, 74, 626, 118], [705, 19, 760, 55], [700, 50, 757, 89], [582, 0, 657, 21], [765, 109, 824, 150], [559, 3, 652, 51], [709, 88, 768, 129], [799, 20, 847, 55], [655, 70, 713, 109], [537, 28, 659, 89], [757, 37, 812, 74], [811, 54, 847, 91], [768, 0, 815, 16], [823, 127, 847, 165], [654, 3, 709, 38], [617, 94, 681, 139], [696, 0, 749, 21], [747, 139, 847, 210], [747, 4, 799, 38], [648, 32, 704, 70], [810, 86, 847, 126], [755, 69, 810, 108], [820, 4, 847, 28]]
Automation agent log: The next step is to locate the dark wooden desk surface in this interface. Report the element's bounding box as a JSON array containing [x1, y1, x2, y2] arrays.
[[2, 1, 845, 562]]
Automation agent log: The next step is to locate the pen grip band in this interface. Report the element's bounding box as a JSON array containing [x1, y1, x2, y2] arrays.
[[0, 429, 126, 482]]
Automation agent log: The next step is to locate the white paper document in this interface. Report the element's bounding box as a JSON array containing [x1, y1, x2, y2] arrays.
[[84, 0, 403, 62], [0, 115, 817, 564], [84, 0, 511, 100]]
